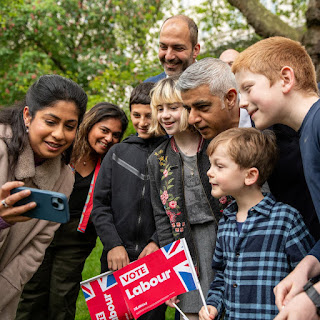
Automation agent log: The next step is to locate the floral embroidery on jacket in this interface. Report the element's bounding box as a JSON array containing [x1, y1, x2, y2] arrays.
[[154, 149, 184, 237]]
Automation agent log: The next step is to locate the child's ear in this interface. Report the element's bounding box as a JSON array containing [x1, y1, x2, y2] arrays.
[[280, 66, 295, 94], [244, 167, 259, 186]]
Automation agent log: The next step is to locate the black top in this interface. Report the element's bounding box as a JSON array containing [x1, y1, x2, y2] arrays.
[[69, 170, 94, 218], [268, 124, 320, 241]]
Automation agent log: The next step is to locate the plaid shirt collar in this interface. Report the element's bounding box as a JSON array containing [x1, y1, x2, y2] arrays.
[[223, 193, 276, 220]]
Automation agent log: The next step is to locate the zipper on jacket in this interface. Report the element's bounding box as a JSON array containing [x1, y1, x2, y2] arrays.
[[135, 181, 145, 256]]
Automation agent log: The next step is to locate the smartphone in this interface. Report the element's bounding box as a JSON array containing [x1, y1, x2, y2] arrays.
[[11, 187, 70, 223]]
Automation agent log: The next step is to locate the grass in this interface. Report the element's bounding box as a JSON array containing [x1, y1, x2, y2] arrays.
[[75, 239, 175, 320]]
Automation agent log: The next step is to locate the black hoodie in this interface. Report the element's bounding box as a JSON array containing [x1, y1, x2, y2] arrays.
[[91, 134, 167, 271]]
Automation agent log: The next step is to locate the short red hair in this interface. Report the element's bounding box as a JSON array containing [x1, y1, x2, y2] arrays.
[[232, 36, 318, 95]]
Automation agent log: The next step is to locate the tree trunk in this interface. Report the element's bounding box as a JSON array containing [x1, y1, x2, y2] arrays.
[[302, 0, 320, 81], [227, 0, 302, 40], [228, 0, 320, 81]]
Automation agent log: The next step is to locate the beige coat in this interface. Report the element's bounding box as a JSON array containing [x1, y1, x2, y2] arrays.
[[0, 125, 74, 320]]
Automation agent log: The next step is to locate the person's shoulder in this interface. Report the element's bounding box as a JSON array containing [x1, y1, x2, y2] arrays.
[[151, 138, 170, 154], [144, 72, 166, 83], [270, 200, 302, 222]]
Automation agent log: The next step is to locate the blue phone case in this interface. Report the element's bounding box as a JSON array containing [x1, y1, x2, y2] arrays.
[[11, 187, 70, 223]]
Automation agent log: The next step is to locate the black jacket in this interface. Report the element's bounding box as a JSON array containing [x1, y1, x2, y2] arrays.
[[92, 134, 167, 267]]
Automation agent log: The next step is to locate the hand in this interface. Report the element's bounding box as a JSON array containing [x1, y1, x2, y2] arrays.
[[138, 241, 159, 259], [0, 181, 36, 224], [274, 291, 319, 320], [107, 246, 130, 271], [165, 296, 180, 308], [199, 305, 218, 320], [274, 255, 320, 310]]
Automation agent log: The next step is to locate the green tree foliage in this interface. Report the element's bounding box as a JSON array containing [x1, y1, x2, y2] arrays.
[[0, 0, 166, 107], [191, 0, 308, 58]]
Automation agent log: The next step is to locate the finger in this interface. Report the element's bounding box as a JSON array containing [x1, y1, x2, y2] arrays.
[[4, 215, 31, 224], [165, 300, 174, 308], [0, 181, 24, 198], [2, 201, 36, 217], [274, 311, 286, 320], [138, 250, 145, 260], [122, 256, 129, 268], [5, 188, 32, 207], [108, 258, 113, 271], [274, 284, 290, 310]]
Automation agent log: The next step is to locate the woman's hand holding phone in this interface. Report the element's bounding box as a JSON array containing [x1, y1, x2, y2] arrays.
[[0, 181, 35, 225]]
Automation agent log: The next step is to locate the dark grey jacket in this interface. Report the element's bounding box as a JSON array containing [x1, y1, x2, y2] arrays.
[[147, 136, 221, 270]]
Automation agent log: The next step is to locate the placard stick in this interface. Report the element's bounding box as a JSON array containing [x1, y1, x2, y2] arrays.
[[173, 303, 189, 320]]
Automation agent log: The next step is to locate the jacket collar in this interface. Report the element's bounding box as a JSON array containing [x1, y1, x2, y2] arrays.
[[170, 136, 205, 153], [15, 138, 62, 190]]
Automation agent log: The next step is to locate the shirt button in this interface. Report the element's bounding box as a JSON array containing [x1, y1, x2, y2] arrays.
[[236, 252, 240, 257], [233, 283, 238, 288]]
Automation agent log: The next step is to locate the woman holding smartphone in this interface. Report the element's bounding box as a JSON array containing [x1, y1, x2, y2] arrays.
[[16, 103, 128, 320], [0, 74, 87, 319]]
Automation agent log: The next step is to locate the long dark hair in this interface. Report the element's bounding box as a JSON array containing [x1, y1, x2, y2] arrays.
[[71, 102, 128, 165], [0, 74, 88, 170]]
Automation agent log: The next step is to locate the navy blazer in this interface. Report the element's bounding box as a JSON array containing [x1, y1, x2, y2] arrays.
[[144, 72, 166, 83]]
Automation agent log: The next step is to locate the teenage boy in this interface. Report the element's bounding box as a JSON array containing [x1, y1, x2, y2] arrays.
[[199, 127, 314, 320], [91, 82, 167, 320], [232, 36, 320, 319]]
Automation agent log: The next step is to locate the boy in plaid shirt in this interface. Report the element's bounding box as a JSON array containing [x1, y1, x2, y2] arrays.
[[199, 127, 314, 320]]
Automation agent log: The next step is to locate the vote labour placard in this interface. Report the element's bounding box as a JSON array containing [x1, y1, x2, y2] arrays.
[[113, 238, 199, 319], [80, 271, 133, 320]]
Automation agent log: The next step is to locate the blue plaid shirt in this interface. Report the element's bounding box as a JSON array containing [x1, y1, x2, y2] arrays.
[[206, 193, 314, 320]]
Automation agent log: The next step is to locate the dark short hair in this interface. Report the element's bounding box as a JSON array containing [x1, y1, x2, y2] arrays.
[[162, 15, 198, 48], [129, 82, 155, 111]]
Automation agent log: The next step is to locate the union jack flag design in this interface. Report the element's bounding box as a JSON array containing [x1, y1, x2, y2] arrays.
[[173, 259, 197, 292], [81, 282, 96, 301], [114, 238, 199, 319], [80, 271, 133, 320], [97, 272, 117, 291]]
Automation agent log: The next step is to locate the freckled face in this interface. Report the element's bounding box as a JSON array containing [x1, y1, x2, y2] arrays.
[[24, 101, 79, 160], [88, 118, 123, 155], [235, 70, 283, 130]]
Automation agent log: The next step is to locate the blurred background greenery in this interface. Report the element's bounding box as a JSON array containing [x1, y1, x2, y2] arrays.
[[0, 1, 311, 123]]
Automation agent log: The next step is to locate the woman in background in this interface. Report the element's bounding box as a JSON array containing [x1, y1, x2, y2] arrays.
[[17, 103, 128, 320], [0, 74, 87, 319], [147, 77, 223, 320]]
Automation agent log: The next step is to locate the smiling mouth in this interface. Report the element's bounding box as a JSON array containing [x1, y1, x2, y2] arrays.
[[196, 126, 208, 132], [98, 141, 108, 148], [248, 109, 257, 118], [46, 141, 63, 149]]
